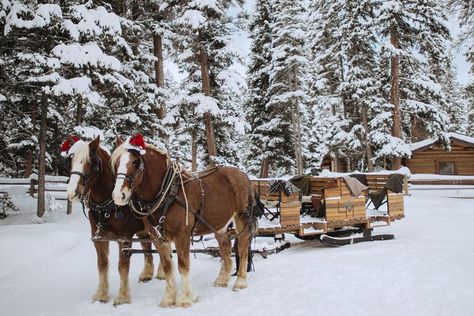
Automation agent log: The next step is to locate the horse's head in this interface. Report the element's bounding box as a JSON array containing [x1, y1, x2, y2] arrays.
[[111, 136, 145, 206], [65, 136, 102, 201]]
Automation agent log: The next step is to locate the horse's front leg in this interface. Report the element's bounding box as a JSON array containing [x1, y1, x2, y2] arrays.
[[92, 241, 110, 303], [175, 236, 195, 308], [137, 232, 154, 282], [154, 241, 176, 307], [114, 241, 131, 305]]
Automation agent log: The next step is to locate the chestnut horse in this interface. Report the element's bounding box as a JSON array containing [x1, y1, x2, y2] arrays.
[[110, 140, 257, 308], [66, 136, 165, 305]]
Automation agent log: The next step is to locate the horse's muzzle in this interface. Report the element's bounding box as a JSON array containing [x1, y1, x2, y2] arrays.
[[67, 191, 80, 202], [113, 190, 130, 206]]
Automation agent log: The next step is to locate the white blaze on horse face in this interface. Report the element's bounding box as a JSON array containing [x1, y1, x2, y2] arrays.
[[113, 152, 132, 206], [67, 158, 84, 201]]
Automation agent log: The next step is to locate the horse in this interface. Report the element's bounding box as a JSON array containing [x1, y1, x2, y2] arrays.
[[110, 137, 257, 308], [65, 136, 166, 305]]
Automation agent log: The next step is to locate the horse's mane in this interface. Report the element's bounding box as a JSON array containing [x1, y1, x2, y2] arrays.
[[73, 141, 91, 163], [110, 143, 190, 176], [110, 143, 126, 174], [145, 144, 192, 177]]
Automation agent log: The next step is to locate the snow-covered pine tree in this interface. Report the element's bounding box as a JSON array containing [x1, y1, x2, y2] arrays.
[[173, 0, 247, 169], [448, 0, 474, 136], [0, 1, 66, 178], [376, 0, 451, 169], [267, 0, 308, 176], [306, 0, 381, 171], [441, 58, 469, 134], [245, 0, 273, 177]]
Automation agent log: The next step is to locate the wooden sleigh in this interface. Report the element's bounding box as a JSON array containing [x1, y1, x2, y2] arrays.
[[252, 174, 406, 247]]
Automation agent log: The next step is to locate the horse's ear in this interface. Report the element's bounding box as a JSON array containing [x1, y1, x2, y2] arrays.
[[115, 136, 124, 147], [89, 136, 100, 152]]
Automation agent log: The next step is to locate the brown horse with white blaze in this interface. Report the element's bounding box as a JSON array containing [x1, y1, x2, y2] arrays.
[[110, 136, 257, 308], [65, 136, 165, 305]]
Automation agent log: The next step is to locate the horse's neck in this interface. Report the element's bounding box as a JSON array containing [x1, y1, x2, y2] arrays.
[[90, 149, 113, 203], [140, 152, 168, 201]]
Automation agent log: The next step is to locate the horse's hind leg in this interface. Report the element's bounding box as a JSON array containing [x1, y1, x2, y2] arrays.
[[137, 232, 154, 282], [213, 229, 232, 288], [154, 241, 176, 307], [114, 241, 131, 305], [175, 236, 195, 308], [232, 215, 251, 291], [92, 241, 110, 303]]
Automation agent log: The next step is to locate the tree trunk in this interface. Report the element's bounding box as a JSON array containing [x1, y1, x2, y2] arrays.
[[361, 106, 374, 171], [24, 109, 37, 177], [37, 93, 47, 218], [390, 24, 402, 170], [290, 67, 303, 176], [75, 97, 83, 125], [153, 34, 166, 121], [200, 47, 217, 168], [191, 129, 197, 172], [260, 158, 269, 178]]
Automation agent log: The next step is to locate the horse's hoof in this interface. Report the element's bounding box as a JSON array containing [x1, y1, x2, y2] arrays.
[[176, 295, 195, 308], [213, 279, 229, 288], [92, 291, 110, 303], [156, 274, 166, 281], [159, 298, 175, 308], [139, 277, 152, 283], [232, 278, 247, 292], [113, 295, 131, 306], [176, 300, 192, 308]]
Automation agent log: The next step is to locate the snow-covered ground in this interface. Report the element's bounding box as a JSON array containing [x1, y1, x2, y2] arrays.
[[1, 186, 474, 316]]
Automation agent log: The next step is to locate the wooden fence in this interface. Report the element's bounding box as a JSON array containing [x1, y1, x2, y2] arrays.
[[0, 176, 72, 215]]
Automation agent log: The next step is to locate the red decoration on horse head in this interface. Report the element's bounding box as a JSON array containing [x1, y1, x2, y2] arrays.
[[60, 136, 80, 156], [129, 134, 145, 149], [126, 133, 146, 155]]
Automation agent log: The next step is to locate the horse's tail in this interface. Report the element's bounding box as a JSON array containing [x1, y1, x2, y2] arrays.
[[248, 188, 265, 220]]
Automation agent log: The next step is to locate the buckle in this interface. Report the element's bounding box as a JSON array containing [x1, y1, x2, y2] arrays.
[[159, 216, 166, 224]]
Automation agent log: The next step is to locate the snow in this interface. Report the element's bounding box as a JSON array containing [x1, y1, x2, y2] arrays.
[[411, 132, 474, 151], [1, 184, 474, 315], [52, 43, 122, 71], [4, 3, 62, 34]]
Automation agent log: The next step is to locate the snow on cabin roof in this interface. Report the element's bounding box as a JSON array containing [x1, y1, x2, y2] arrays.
[[410, 132, 474, 152]]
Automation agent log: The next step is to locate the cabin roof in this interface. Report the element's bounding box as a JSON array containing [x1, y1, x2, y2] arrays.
[[411, 133, 474, 153]]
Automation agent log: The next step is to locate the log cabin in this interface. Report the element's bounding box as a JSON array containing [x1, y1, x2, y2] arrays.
[[404, 133, 474, 175]]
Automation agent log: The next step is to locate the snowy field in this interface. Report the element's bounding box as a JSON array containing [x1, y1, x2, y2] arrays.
[[1, 186, 474, 316]]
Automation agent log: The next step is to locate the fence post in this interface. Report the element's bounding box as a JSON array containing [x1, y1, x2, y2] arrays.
[[66, 200, 72, 215], [29, 178, 37, 197], [403, 176, 409, 196]]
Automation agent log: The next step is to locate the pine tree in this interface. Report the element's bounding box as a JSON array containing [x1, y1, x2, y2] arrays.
[[266, 0, 308, 176], [307, 0, 381, 171], [376, 0, 451, 168], [172, 0, 246, 169], [245, 0, 273, 177]]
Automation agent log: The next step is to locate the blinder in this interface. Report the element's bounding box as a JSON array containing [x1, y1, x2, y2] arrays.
[[69, 152, 102, 192], [116, 150, 144, 188]]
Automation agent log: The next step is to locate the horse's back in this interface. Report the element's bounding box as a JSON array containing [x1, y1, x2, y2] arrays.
[[211, 166, 252, 212]]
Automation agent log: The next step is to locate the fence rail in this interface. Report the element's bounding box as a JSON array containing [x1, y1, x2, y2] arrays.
[[0, 176, 72, 214]]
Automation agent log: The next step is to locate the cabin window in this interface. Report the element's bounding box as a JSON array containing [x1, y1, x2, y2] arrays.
[[438, 162, 456, 175]]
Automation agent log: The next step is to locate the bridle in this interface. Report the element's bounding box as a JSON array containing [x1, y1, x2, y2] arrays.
[[69, 152, 102, 196], [115, 150, 144, 189]]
